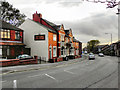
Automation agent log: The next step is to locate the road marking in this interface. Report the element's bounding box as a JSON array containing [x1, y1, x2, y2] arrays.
[[13, 80, 17, 88], [45, 74, 58, 82], [64, 70, 75, 74], [2, 80, 7, 83], [28, 74, 43, 78]]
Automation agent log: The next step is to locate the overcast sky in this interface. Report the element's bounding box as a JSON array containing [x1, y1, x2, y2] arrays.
[[6, 0, 119, 47]]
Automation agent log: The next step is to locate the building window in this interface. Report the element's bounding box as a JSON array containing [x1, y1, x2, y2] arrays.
[[61, 48, 63, 56], [66, 38, 68, 43], [0, 29, 10, 39], [0, 46, 2, 56], [15, 31, 20, 40], [7, 47, 10, 56], [53, 46, 57, 57], [53, 34, 56, 41], [61, 35, 64, 41]]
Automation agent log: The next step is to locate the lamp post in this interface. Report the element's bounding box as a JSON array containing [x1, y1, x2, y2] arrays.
[[105, 33, 113, 55]]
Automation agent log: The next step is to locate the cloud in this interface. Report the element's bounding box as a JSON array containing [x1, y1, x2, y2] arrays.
[[56, 12, 118, 43]]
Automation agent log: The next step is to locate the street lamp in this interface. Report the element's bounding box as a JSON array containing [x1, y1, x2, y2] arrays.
[[105, 33, 113, 55]]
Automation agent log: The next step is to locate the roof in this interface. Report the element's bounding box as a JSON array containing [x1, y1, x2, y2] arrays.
[[30, 19, 57, 34], [0, 20, 23, 31], [42, 19, 61, 31], [73, 38, 80, 42], [64, 30, 70, 35], [113, 40, 120, 44]]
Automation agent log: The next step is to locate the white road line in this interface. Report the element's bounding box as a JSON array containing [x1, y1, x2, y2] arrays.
[[64, 70, 75, 74], [45, 74, 58, 82], [13, 80, 17, 88], [28, 74, 43, 78], [2, 80, 7, 83]]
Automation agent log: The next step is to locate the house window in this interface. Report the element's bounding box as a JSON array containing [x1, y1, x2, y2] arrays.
[[66, 38, 68, 43], [15, 31, 20, 40], [0, 29, 10, 39], [53, 34, 56, 41], [61, 48, 63, 56], [53, 46, 57, 57], [61, 35, 64, 41], [0, 46, 2, 56]]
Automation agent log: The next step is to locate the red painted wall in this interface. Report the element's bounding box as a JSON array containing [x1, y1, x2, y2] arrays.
[[48, 32, 57, 59], [9, 30, 23, 42]]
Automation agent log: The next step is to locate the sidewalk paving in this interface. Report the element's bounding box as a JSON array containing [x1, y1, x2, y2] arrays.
[[0, 56, 87, 75]]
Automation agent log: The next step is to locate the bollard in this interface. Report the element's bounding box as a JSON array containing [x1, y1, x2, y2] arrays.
[[13, 80, 17, 88]]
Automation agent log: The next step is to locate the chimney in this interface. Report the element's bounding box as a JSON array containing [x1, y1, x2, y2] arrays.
[[33, 11, 42, 23]]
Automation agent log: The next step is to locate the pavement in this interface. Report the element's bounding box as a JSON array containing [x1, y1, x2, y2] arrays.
[[1, 55, 119, 88], [0, 55, 87, 75]]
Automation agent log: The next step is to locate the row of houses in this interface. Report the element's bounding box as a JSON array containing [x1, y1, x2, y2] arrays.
[[91, 40, 120, 56], [0, 11, 82, 62]]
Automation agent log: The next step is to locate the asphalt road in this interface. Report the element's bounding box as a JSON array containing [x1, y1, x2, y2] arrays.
[[1, 55, 118, 88]]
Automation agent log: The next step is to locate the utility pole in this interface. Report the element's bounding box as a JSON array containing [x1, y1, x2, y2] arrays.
[[105, 33, 113, 55]]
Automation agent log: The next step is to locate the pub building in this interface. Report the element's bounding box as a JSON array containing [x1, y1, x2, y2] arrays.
[[19, 12, 58, 62], [0, 20, 30, 59]]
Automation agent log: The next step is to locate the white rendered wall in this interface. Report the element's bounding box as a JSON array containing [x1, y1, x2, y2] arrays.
[[19, 19, 48, 61]]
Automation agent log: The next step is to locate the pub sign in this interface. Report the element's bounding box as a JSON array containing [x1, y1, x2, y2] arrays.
[[34, 35, 45, 41]]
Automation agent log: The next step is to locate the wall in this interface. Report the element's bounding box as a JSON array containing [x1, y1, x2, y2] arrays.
[[48, 32, 57, 59], [19, 19, 49, 61]]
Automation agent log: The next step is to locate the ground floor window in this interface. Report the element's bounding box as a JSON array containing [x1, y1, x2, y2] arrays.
[[0, 46, 2, 56], [61, 48, 63, 56], [53, 46, 57, 57], [49, 46, 52, 59], [7, 47, 10, 56]]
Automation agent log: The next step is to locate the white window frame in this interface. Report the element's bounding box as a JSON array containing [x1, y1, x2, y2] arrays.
[[53, 46, 57, 57], [0, 48, 2, 56], [53, 34, 56, 41], [49, 46, 52, 59], [61, 34, 64, 41]]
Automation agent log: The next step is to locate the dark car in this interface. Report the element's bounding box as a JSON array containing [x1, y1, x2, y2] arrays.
[[17, 54, 33, 60]]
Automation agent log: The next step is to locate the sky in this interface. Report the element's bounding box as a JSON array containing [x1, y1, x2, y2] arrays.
[[6, 0, 119, 48]]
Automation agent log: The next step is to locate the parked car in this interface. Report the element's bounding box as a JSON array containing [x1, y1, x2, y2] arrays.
[[88, 53, 95, 60], [17, 54, 33, 60], [98, 53, 104, 57], [84, 51, 88, 54]]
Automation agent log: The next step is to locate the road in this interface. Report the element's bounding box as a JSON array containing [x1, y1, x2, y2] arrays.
[[1, 55, 118, 88]]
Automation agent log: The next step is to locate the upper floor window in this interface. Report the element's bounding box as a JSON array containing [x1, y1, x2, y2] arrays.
[[53, 34, 56, 41], [0, 29, 10, 39], [15, 31, 20, 40], [61, 34, 64, 41], [66, 38, 68, 43]]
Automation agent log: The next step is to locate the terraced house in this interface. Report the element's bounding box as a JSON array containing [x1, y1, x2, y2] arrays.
[[19, 11, 82, 62], [0, 20, 30, 59], [19, 12, 58, 62]]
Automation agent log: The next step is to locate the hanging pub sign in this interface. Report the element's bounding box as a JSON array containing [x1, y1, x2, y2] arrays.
[[34, 35, 45, 41]]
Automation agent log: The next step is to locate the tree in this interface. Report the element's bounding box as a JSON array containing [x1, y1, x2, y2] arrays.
[[87, 40, 100, 52], [0, 1, 26, 26]]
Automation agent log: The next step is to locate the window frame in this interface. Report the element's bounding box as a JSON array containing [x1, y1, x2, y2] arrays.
[[15, 31, 20, 40], [53, 34, 57, 41], [53, 46, 57, 57], [0, 29, 11, 40]]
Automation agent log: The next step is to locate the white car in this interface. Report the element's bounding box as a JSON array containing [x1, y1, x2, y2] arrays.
[[84, 51, 87, 54], [88, 53, 95, 60], [98, 53, 104, 57]]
